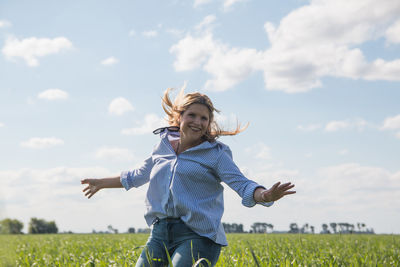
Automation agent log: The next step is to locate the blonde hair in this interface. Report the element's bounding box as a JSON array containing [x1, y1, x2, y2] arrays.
[[161, 87, 247, 142]]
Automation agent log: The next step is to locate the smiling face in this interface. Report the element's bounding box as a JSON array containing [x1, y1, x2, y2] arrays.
[[179, 103, 211, 145]]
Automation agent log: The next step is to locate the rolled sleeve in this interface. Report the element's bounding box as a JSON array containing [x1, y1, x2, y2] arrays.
[[120, 156, 153, 190], [120, 171, 132, 191], [242, 185, 274, 207]]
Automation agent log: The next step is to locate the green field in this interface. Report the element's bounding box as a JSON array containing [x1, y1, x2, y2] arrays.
[[1, 233, 399, 266]]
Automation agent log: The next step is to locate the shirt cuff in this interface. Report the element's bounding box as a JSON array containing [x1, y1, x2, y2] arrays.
[[120, 171, 131, 191], [242, 184, 274, 207]]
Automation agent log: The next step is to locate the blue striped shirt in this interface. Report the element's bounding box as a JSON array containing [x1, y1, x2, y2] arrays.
[[120, 129, 273, 246]]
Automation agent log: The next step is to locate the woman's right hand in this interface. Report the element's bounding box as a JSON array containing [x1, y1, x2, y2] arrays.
[[81, 178, 102, 199]]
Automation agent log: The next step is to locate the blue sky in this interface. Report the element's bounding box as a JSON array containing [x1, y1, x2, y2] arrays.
[[1, 0, 400, 234]]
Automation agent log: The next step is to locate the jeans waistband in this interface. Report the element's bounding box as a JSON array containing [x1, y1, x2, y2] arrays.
[[152, 217, 181, 225]]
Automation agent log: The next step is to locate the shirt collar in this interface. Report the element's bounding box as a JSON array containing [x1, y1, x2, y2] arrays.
[[160, 129, 218, 152]]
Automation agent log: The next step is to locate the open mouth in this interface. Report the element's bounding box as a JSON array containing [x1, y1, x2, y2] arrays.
[[189, 126, 202, 132]]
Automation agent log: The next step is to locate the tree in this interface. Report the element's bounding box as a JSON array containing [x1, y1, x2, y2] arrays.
[[321, 224, 330, 234], [338, 223, 347, 233], [223, 223, 232, 233], [223, 223, 244, 233], [300, 223, 309, 234], [288, 223, 299, 233], [349, 224, 355, 233], [107, 225, 118, 234], [251, 222, 270, 233], [330, 223, 337, 234], [0, 218, 24, 234], [28, 218, 58, 234], [128, 227, 135, 233], [357, 222, 367, 233]]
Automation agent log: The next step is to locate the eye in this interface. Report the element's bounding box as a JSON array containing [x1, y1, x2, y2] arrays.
[[201, 116, 209, 121]]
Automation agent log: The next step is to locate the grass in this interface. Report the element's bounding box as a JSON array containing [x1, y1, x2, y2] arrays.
[[1, 233, 399, 266]]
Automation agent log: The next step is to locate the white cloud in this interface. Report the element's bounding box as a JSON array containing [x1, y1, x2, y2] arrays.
[[38, 89, 69, 100], [171, 0, 400, 93], [325, 118, 369, 132], [0, 166, 150, 233], [129, 30, 136, 37], [142, 30, 158, 38], [223, 0, 248, 11], [121, 113, 165, 135], [108, 97, 134, 116], [314, 163, 400, 208], [382, 114, 400, 130], [396, 132, 400, 139], [325, 120, 350, 132], [95, 147, 135, 162], [246, 142, 271, 160], [195, 15, 216, 32], [0, 122, 4, 127], [101, 56, 119, 66], [386, 19, 400, 44], [0, 20, 12, 28], [259, 0, 400, 92], [170, 33, 217, 72], [193, 0, 246, 10], [194, 0, 213, 8], [278, 163, 400, 234], [339, 149, 349, 155], [166, 28, 185, 38], [2, 36, 73, 67], [170, 32, 260, 91], [20, 137, 64, 149], [203, 46, 260, 92], [297, 124, 321, 132]]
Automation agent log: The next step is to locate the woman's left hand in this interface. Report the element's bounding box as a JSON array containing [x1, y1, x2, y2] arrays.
[[255, 182, 296, 203]]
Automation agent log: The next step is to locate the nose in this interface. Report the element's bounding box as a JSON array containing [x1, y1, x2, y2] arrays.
[[193, 116, 202, 125], [194, 116, 200, 124]]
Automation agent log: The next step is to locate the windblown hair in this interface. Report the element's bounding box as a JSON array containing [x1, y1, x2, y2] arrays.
[[161, 87, 247, 142]]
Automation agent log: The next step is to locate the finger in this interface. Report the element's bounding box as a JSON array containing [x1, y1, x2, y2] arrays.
[[283, 191, 296, 195], [271, 182, 281, 190], [281, 184, 295, 191], [84, 190, 91, 197], [82, 186, 90, 192], [279, 182, 293, 189], [278, 183, 295, 191], [81, 179, 88, 184]]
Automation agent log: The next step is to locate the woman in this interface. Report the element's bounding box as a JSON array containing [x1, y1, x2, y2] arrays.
[[81, 88, 296, 266]]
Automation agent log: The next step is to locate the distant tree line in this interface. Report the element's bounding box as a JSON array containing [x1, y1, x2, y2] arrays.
[[320, 222, 374, 234], [222, 222, 244, 233], [0, 218, 58, 234], [223, 222, 374, 234], [92, 226, 150, 234], [288, 223, 315, 234], [0, 218, 24, 234], [1, 218, 375, 235], [287, 222, 374, 234]]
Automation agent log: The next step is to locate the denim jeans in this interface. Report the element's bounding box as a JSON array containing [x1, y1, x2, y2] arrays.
[[135, 218, 221, 267]]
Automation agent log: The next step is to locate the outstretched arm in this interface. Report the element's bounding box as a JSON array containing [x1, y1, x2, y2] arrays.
[[253, 182, 296, 203], [81, 176, 123, 199]]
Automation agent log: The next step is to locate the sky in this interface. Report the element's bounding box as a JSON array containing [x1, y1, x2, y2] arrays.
[[1, 0, 400, 234]]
